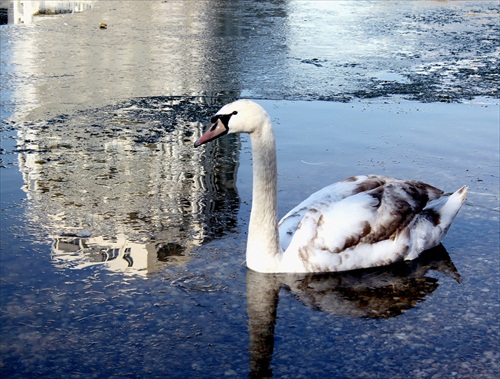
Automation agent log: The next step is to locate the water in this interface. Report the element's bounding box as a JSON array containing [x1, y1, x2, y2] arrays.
[[1, 1, 499, 378]]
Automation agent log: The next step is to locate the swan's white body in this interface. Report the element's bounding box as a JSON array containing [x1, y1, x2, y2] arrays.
[[195, 100, 467, 273]]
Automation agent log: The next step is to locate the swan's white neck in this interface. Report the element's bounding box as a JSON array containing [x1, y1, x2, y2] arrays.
[[246, 117, 282, 272]]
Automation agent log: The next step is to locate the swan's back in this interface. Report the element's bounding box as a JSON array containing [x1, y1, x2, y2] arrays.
[[278, 175, 467, 272]]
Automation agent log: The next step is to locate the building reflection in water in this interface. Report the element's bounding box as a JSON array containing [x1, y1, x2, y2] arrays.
[[18, 96, 241, 276], [7, 0, 286, 276], [3, 1, 94, 25], [51, 234, 190, 275]]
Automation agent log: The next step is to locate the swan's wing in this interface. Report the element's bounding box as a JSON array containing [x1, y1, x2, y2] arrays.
[[279, 175, 392, 250], [280, 178, 445, 272]]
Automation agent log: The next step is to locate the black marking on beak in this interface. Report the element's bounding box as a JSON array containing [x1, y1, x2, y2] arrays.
[[211, 110, 238, 128], [194, 111, 238, 148]]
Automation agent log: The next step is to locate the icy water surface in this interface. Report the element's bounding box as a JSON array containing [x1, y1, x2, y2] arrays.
[[1, 0, 498, 120], [1, 0, 499, 378]]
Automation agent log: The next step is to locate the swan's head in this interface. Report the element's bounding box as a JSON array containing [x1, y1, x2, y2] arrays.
[[194, 100, 269, 147]]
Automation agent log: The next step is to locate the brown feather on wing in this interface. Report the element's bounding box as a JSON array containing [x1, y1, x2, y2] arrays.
[[358, 181, 444, 246]]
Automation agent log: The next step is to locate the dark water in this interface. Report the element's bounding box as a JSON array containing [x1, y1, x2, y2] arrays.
[[1, 1, 499, 378]]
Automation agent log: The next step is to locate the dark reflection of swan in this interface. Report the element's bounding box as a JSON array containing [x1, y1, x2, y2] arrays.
[[246, 244, 459, 378]]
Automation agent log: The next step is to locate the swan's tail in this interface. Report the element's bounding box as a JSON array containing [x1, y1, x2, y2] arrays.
[[428, 185, 468, 228], [405, 186, 467, 260]]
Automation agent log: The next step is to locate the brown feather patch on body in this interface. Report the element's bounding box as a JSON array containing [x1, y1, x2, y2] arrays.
[[351, 177, 388, 195], [369, 182, 441, 243], [326, 180, 443, 256]]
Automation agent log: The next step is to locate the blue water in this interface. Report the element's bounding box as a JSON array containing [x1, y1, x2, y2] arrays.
[[1, 99, 499, 378], [1, 0, 499, 377]]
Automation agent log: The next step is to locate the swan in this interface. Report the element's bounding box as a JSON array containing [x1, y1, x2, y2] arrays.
[[194, 99, 467, 273]]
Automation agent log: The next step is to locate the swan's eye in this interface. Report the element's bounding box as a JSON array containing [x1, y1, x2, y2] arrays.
[[210, 112, 237, 129]]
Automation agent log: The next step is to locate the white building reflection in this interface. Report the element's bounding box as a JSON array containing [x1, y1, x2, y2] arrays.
[[5, 0, 94, 24], [5, 0, 248, 121], [17, 98, 240, 276], [9, 0, 250, 276], [51, 234, 190, 275]]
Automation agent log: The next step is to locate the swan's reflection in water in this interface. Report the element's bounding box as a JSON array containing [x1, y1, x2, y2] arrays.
[[246, 244, 460, 378]]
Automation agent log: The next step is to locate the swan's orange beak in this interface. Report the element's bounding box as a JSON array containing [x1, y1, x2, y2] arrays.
[[194, 118, 228, 147]]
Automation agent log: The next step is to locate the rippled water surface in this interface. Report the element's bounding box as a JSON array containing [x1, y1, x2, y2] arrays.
[[1, 1, 499, 378], [2, 98, 498, 378]]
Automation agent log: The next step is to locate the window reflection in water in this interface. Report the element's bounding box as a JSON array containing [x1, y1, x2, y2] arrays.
[[18, 96, 240, 276]]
